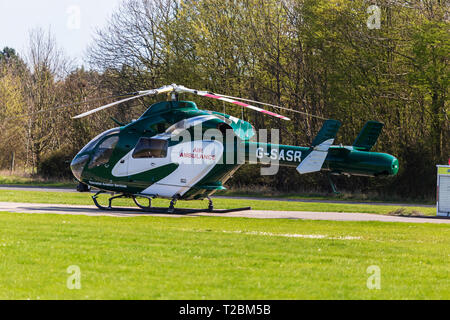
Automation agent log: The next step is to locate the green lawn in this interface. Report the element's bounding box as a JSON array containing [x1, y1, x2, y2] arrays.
[[0, 212, 448, 299], [216, 189, 435, 205], [0, 190, 436, 216], [0, 174, 76, 189]]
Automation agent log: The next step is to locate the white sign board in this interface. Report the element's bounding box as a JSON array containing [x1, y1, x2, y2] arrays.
[[437, 166, 450, 217]]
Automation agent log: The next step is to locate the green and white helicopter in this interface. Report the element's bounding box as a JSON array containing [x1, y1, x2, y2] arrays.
[[69, 84, 399, 213]]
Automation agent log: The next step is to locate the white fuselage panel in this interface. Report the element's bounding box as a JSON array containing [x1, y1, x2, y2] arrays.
[[112, 140, 224, 198]]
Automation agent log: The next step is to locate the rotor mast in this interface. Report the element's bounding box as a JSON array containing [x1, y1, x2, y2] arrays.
[[170, 91, 179, 101]]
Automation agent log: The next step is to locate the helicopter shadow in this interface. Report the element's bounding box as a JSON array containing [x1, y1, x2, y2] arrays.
[[17, 204, 252, 217]]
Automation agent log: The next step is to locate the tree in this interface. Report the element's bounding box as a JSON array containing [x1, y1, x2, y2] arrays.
[[0, 65, 26, 169], [23, 28, 73, 171], [0, 0, 445, 198]]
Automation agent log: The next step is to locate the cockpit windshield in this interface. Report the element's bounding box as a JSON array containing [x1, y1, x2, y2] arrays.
[[79, 128, 121, 154], [88, 135, 119, 169]]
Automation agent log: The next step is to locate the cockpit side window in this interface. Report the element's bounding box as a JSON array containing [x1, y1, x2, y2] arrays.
[[132, 138, 168, 159], [88, 136, 119, 169], [79, 128, 120, 154]]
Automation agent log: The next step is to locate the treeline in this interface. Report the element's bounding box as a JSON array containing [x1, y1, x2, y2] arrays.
[[0, 0, 448, 199]]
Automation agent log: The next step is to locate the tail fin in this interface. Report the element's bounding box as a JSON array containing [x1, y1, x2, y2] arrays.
[[297, 120, 341, 174], [311, 120, 342, 147], [353, 121, 384, 151]]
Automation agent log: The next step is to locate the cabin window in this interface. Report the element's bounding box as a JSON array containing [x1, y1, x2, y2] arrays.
[[132, 138, 168, 159], [88, 136, 119, 169]]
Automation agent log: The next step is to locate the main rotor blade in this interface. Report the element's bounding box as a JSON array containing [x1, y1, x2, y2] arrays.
[[213, 93, 328, 121], [202, 92, 291, 121], [176, 86, 290, 121], [3, 93, 139, 122], [72, 85, 174, 119]]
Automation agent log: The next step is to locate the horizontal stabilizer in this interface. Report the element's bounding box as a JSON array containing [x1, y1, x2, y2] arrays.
[[297, 119, 341, 175], [297, 139, 334, 174], [353, 121, 384, 151], [311, 120, 342, 147]]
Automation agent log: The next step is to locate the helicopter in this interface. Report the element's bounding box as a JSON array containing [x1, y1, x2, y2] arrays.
[[69, 84, 399, 213]]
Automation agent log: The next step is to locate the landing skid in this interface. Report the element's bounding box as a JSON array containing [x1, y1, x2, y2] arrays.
[[91, 191, 251, 214]]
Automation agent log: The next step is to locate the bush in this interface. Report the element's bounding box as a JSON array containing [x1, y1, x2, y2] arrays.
[[38, 150, 74, 179]]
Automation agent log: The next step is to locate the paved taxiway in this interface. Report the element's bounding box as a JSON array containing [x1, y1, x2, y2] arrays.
[[0, 202, 448, 224]]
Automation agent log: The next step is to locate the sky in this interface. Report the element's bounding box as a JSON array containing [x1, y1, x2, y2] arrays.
[[0, 0, 123, 66]]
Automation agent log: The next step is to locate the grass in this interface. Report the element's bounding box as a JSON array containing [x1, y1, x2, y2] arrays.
[[0, 173, 75, 189], [0, 211, 448, 299], [0, 190, 437, 216], [216, 186, 435, 205]]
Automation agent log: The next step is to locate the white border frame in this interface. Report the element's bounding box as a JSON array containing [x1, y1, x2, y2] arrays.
[[437, 165, 450, 217]]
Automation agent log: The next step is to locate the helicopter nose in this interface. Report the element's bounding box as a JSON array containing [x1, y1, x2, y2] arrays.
[[390, 157, 399, 176], [70, 155, 90, 181]]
